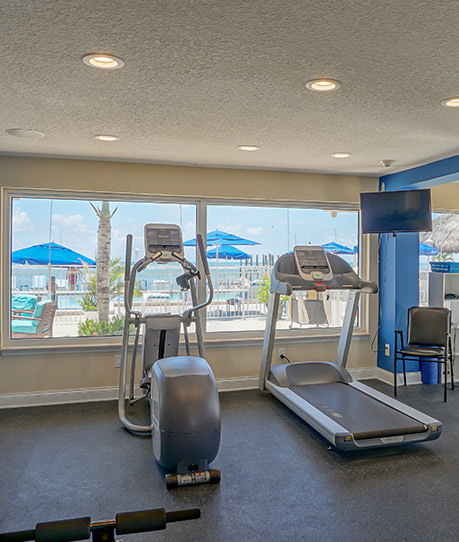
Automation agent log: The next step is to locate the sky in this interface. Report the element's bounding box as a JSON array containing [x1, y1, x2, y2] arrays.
[[12, 197, 359, 263]]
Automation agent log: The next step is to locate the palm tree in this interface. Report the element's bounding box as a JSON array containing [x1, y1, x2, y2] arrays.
[[79, 258, 126, 311], [90, 201, 117, 321]]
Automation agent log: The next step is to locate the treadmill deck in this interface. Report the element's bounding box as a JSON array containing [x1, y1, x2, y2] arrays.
[[289, 382, 427, 440]]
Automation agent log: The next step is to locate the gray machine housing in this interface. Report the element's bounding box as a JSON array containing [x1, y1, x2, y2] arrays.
[[259, 247, 442, 451], [142, 315, 220, 472], [151, 356, 220, 471]]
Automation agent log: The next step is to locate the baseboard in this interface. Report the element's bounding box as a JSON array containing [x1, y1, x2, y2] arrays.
[[348, 367, 378, 380], [376, 367, 422, 386], [0, 377, 260, 409], [217, 377, 259, 392], [0, 386, 122, 409], [3, 368, 451, 410]]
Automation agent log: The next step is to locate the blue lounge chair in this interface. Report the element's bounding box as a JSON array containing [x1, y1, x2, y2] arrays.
[[11, 294, 38, 316], [11, 300, 57, 338]]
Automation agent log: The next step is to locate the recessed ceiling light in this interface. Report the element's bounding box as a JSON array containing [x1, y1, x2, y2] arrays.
[[6, 128, 45, 139], [331, 152, 352, 158], [237, 145, 260, 151], [441, 96, 459, 108], [305, 79, 341, 92], [94, 134, 120, 141], [380, 159, 395, 167], [82, 54, 125, 70]]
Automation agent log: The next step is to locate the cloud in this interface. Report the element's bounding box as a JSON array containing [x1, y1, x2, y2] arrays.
[[214, 223, 242, 233], [246, 226, 264, 236], [182, 221, 195, 241], [53, 213, 87, 232], [12, 207, 34, 232]]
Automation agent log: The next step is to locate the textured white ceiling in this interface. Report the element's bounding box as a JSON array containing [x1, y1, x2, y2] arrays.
[[0, 0, 458, 176]]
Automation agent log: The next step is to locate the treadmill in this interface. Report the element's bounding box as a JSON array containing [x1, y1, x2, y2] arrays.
[[259, 246, 442, 450]]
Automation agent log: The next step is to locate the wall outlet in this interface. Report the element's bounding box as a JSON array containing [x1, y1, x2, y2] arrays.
[[385, 343, 390, 357], [114, 355, 121, 368], [278, 348, 286, 360]]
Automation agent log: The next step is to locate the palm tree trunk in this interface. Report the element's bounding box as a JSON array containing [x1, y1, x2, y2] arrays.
[[95, 202, 112, 322]]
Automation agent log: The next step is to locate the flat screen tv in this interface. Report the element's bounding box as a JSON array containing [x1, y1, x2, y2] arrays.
[[360, 189, 432, 234]]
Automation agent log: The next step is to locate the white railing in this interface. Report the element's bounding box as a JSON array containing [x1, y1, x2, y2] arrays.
[[12, 263, 351, 337], [419, 270, 429, 306]]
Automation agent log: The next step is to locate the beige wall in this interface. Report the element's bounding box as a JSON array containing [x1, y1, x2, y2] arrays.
[[431, 182, 459, 211], [1, 156, 379, 397], [0, 155, 373, 203]]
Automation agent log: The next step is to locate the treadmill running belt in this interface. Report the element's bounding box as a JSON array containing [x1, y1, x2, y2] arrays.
[[289, 382, 427, 440]]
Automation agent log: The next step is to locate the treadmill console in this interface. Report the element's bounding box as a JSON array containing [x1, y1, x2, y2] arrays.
[[294, 246, 333, 282], [144, 224, 184, 262]]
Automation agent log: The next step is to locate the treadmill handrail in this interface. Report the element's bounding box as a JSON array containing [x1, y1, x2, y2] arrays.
[[260, 249, 378, 390]]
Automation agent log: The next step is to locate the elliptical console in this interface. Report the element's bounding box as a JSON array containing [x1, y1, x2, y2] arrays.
[[118, 224, 221, 488]]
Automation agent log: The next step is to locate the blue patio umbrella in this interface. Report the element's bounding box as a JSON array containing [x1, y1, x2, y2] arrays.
[[184, 229, 260, 247], [419, 242, 439, 256], [12, 242, 96, 266], [207, 245, 250, 260], [321, 242, 356, 255]]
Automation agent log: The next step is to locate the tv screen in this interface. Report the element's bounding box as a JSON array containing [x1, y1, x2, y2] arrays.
[[360, 189, 432, 234]]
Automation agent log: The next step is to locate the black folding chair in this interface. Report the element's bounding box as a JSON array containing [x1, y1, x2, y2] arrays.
[[394, 306, 454, 402]]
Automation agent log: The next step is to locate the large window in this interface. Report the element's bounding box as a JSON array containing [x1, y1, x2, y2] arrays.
[[419, 212, 459, 306], [206, 204, 359, 333], [9, 195, 196, 340], [4, 190, 362, 346]]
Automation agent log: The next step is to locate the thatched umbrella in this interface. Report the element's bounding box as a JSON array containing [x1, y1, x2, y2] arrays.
[[421, 214, 459, 254]]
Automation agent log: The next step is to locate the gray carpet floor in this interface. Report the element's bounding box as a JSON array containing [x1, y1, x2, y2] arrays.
[[0, 380, 458, 541]]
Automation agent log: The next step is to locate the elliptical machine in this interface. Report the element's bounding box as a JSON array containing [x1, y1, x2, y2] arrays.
[[118, 224, 221, 488]]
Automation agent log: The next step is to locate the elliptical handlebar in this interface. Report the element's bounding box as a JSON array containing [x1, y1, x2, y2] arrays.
[[124, 234, 132, 281], [188, 233, 214, 315], [123, 232, 214, 319], [119, 225, 215, 433], [182, 234, 214, 321], [123, 234, 132, 315], [123, 234, 145, 317], [197, 234, 211, 277]]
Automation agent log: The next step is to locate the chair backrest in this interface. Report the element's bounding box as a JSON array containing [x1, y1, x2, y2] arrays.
[[407, 306, 451, 347], [33, 299, 51, 318], [12, 294, 38, 312], [35, 302, 57, 337]]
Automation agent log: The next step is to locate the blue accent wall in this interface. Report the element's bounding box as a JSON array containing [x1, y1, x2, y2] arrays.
[[381, 155, 459, 190], [378, 233, 420, 373], [377, 154, 459, 373], [378, 233, 395, 372]]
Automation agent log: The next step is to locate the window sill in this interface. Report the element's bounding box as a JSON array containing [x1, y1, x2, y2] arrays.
[[204, 330, 370, 348], [1, 330, 371, 356]]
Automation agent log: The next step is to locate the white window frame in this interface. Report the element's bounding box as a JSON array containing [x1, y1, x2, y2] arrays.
[[1, 188, 200, 351], [1, 188, 369, 352], [200, 198, 367, 342]]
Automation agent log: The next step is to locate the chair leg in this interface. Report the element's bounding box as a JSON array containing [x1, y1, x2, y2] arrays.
[[394, 353, 397, 397], [402, 355, 407, 386], [451, 357, 455, 391], [443, 361, 447, 402]]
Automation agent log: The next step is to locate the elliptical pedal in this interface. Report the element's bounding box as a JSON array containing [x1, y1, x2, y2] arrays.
[[139, 376, 151, 389], [166, 469, 221, 489]]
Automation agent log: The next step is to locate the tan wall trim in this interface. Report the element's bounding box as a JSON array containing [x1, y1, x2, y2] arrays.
[[0, 155, 376, 203]]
